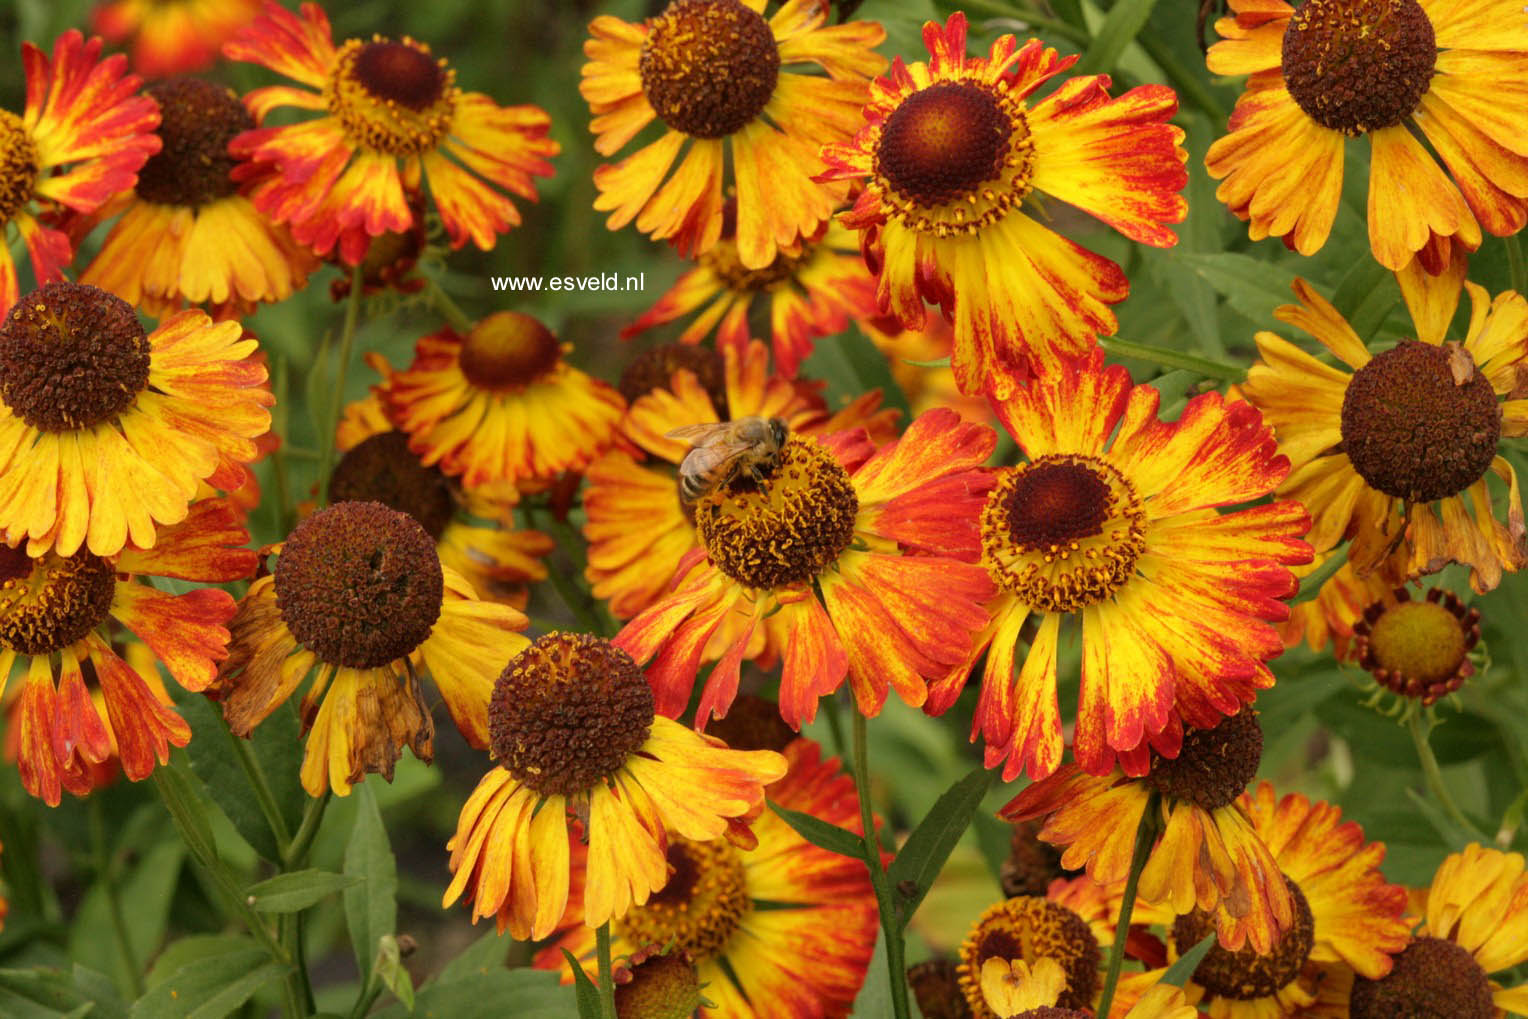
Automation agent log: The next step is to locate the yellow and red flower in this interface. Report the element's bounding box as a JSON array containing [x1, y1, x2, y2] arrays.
[[0, 499, 254, 805], [943, 351, 1309, 781], [1242, 274, 1528, 593], [1004, 711, 1294, 955], [443, 632, 787, 940], [1145, 782, 1410, 1019], [818, 12, 1188, 397], [615, 406, 996, 729], [622, 214, 882, 378], [384, 312, 625, 490], [0, 30, 160, 313], [585, 338, 896, 622], [536, 737, 877, 1017], [212, 501, 529, 797], [1353, 844, 1528, 1017], [582, 0, 885, 269], [1205, 0, 1528, 274], [92, 0, 261, 77], [224, 1, 557, 263], [0, 283, 272, 559], [80, 77, 315, 320]]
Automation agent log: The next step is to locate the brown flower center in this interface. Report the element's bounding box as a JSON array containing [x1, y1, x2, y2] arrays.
[[958, 897, 1100, 1017], [1281, 0, 1436, 136], [878, 81, 1019, 206], [1340, 341, 1500, 503], [0, 108, 38, 226], [1000, 819, 1068, 899], [1355, 587, 1479, 704], [274, 501, 443, 669], [1350, 936, 1494, 1019], [327, 37, 457, 156], [1147, 709, 1264, 810], [907, 959, 971, 1019], [136, 78, 251, 207], [487, 631, 654, 798], [704, 693, 797, 753], [617, 343, 728, 416], [457, 311, 563, 391], [639, 0, 780, 139], [617, 837, 750, 961], [1014, 1010, 1089, 1019], [1175, 877, 1315, 1000], [981, 455, 1147, 613], [695, 437, 858, 589], [329, 431, 456, 542], [0, 282, 151, 432], [0, 546, 116, 655]]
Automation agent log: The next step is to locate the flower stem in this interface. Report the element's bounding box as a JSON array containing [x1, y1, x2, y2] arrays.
[[283, 791, 331, 870], [1507, 234, 1527, 298], [1100, 337, 1244, 383], [596, 921, 617, 1019], [317, 264, 365, 504], [223, 713, 293, 855], [425, 275, 476, 335], [269, 353, 296, 537], [1408, 710, 1486, 839], [936, 0, 1090, 45], [851, 712, 911, 1019], [91, 798, 144, 998], [1096, 792, 1160, 1019]]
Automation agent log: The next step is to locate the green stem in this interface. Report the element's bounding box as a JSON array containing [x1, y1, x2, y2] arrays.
[[151, 770, 293, 970], [282, 914, 315, 1015], [596, 922, 617, 1019], [1507, 234, 1526, 298], [91, 799, 144, 998], [851, 713, 911, 1019], [1096, 793, 1160, 1019], [283, 791, 331, 870], [317, 264, 365, 504], [224, 716, 292, 855], [269, 353, 295, 537], [425, 275, 476, 335], [1408, 711, 1485, 839], [529, 503, 612, 637], [347, 976, 384, 1019], [1100, 336, 1244, 382]]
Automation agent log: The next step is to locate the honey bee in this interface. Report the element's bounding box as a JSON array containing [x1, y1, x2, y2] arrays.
[[667, 416, 789, 503]]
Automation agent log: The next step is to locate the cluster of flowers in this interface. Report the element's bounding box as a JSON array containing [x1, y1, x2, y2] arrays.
[[0, 0, 1525, 1015]]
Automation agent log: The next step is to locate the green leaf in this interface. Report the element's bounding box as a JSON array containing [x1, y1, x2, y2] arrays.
[[1170, 252, 1299, 329], [436, 930, 512, 984], [343, 783, 397, 986], [174, 691, 305, 863], [1162, 932, 1216, 986], [376, 967, 576, 1019], [131, 938, 286, 1019], [769, 801, 864, 859], [374, 935, 415, 1013], [886, 766, 994, 930], [68, 841, 183, 988], [0, 967, 114, 1019], [69, 965, 126, 1019], [848, 933, 890, 1018], [565, 949, 602, 1019], [1076, 0, 1163, 75], [246, 869, 360, 913], [150, 764, 218, 873]]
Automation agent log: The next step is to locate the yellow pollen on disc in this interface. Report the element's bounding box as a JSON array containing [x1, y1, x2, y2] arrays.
[[695, 437, 859, 590], [326, 36, 458, 156], [616, 837, 750, 961], [0, 109, 38, 225], [981, 454, 1146, 613]]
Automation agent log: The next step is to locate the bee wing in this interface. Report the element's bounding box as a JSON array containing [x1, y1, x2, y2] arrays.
[[665, 421, 732, 446]]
